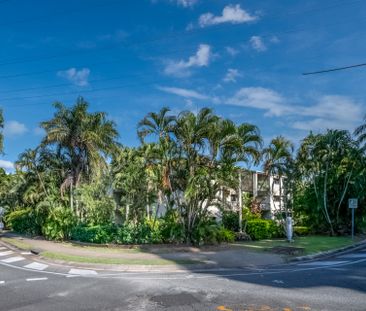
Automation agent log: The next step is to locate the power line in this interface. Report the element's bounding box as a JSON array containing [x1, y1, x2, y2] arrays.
[[302, 62, 366, 75]]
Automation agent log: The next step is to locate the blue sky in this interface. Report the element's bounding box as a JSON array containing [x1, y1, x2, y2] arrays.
[[1, 0, 366, 170]]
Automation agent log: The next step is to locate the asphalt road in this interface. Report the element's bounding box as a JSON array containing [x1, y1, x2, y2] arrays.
[[0, 246, 365, 311]]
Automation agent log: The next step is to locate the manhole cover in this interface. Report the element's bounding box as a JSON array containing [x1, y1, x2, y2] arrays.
[[151, 293, 200, 307]]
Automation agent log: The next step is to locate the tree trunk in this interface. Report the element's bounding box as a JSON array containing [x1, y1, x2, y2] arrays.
[[70, 182, 74, 212], [323, 162, 334, 235]]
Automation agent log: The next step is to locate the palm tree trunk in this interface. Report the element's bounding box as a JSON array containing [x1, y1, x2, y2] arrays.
[[70, 182, 74, 212], [323, 162, 334, 235]]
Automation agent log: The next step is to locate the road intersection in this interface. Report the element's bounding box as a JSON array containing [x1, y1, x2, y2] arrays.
[[0, 242, 365, 310]]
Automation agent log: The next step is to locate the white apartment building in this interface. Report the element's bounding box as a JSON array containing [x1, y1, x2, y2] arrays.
[[213, 170, 286, 220]]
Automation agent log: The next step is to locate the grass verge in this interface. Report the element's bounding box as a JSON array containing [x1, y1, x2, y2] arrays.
[[41, 251, 202, 266], [234, 236, 362, 255], [1, 237, 33, 250]]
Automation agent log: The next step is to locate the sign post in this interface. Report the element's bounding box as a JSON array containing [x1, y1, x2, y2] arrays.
[[348, 199, 358, 240]]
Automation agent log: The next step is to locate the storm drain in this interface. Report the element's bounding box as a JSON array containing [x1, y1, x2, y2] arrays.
[[151, 293, 200, 307]]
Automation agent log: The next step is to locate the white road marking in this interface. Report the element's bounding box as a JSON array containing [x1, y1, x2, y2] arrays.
[[26, 277, 48, 282], [24, 262, 48, 271], [338, 253, 366, 258], [68, 268, 97, 275], [272, 279, 284, 284], [0, 251, 13, 257], [0, 281, 4, 284], [2, 256, 25, 263], [0, 247, 7, 250], [21, 252, 32, 255], [298, 260, 348, 266]]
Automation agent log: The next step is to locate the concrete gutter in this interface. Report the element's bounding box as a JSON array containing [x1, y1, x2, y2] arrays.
[[290, 239, 366, 262]]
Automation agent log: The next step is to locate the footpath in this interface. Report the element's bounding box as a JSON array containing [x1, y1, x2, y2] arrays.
[[0, 232, 284, 272]]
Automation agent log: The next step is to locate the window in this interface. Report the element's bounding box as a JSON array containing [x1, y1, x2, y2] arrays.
[[230, 194, 237, 202]]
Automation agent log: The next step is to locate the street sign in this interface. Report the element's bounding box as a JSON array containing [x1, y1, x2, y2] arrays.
[[348, 198, 358, 240], [348, 198, 358, 209]]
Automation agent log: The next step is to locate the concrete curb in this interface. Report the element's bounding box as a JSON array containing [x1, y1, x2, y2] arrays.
[[290, 239, 366, 262]]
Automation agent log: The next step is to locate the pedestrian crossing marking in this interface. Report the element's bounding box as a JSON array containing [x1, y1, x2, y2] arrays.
[[0, 251, 13, 257], [24, 262, 48, 270], [2, 256, 25, 263], [68, 268, 97, 275]]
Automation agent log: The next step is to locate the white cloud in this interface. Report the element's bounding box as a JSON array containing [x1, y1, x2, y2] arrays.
[[164, 44, 211, 77], [223, 68, 242, 83], [250, 36, 267, 52], [175, 0, 197, 7], [4, 121, 28, 136], [0, 159, 14, 171], [270, 36, 280, 44], [226, 46, 239, 56], [157, 86, 209, 100], [226, 87, 364, 132], [199, 4, 257, 28], [57, 67, 90, 86], [227, 87, 292, 116], [292, 95, 363, 131]]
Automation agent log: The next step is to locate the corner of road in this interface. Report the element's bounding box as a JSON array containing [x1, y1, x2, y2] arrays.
[[290, 239, 366, 262]]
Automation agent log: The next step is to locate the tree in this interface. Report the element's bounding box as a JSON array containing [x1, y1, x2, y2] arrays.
[[111, 147, 154, 224], [294, 130, 363, 235], [40, 97, 119, 211], [354, 114, 366, 152], [262, 136, 294, 218], [136, 107, 262, 244]]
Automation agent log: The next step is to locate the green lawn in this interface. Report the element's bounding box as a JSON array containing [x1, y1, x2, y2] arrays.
[[41, 251, 201, 266], [234, 236, 361, 255]]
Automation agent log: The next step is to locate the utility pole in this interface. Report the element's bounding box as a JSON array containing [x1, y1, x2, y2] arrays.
[[238, 171, 243, 232]]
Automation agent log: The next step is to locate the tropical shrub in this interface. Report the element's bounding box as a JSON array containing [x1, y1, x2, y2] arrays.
[[222, 211, 239, 232], [294, 226, 311, 236], [71, 224, 117, 244], [216, 227, 235, 243], [160, 211, 185, 243], [74, 181, 115, 226], [246, 219, 282, 240], [5, 208, 42, 235], [42, 207, 76, 240], [115, 221, 162, 244]]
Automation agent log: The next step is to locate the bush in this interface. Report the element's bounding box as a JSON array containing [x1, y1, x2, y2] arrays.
[[294, 226, 311, 236], [160, 211, 185, 244], [216, 227, 235, 243], [246, 219, 282, 240], [5, 208, 42, 235], [71, 224, 117, 244], [115, 221, 163, 244], [42, 207, 76, 241], [222, 211, 239, 232]]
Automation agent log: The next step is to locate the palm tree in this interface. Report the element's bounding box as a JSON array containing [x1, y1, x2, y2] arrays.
[[262, 136, 294, 217], [16, 148, 48, 197], [354, 114, 366, 151], [40, 97, 119, 210]]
